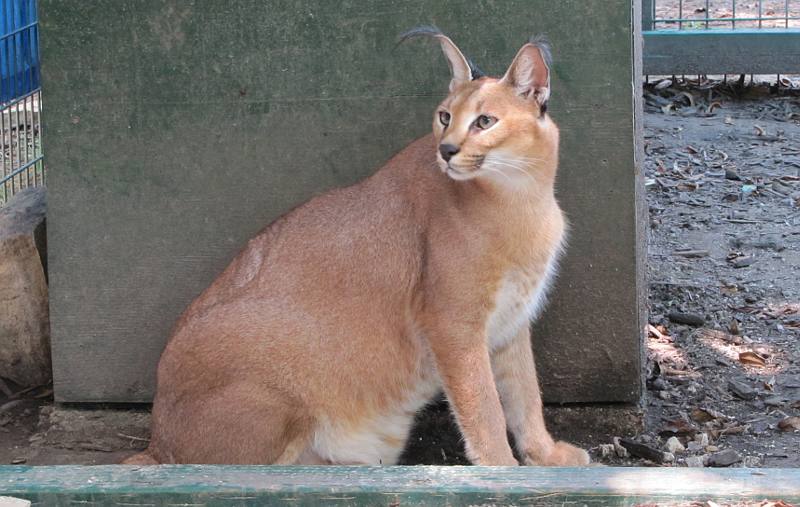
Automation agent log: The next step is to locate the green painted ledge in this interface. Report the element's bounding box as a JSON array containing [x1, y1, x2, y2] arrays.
[[1, 466, 799, 506], [643, 29, 800, 75]]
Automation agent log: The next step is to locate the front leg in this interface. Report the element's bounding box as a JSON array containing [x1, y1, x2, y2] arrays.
[[427, 323, 518, 466], [491, 326, 590, 466]]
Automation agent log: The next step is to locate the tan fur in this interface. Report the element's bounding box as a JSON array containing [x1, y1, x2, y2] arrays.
[[123, 33, 589, 467]]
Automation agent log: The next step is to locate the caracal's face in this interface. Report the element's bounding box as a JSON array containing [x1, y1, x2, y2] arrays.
[[433, 79, 549, 184]]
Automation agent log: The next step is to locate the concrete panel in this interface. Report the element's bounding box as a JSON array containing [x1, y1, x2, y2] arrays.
[[42, 0, 644, 403]]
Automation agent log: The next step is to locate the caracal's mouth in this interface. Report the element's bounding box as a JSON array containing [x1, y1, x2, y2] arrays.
[[442, 156, 484, 181], [446, 166, 478, 180]]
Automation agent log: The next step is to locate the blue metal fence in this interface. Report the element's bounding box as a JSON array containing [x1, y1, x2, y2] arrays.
[[0, 0, 42, 203], [0, 0, 39, 103]]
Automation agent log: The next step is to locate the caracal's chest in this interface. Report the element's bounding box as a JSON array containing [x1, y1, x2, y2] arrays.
[[485, 247, 561, 350]]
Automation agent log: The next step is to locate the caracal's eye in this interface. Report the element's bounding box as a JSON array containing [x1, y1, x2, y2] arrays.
[[475, 115, 497, 130], [439, 111, 451, 126]]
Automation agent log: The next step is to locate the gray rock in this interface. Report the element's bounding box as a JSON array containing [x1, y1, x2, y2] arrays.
[[668, 311, 705, 327], [707, 449, 742, 467], [599, 443, 615, 458], [619, 438, 672, 464], [665, 436, 685, 454], [731, 256, 756, 268], [687, 441, 704, 452], [685, 455, 706, 467], [763, 396, 786, 407], [0, 187, 50, 386], [728, 379, 757, 400]]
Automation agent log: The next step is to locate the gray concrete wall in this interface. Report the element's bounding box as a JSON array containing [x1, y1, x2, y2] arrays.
[[42, 0, 644, 403]]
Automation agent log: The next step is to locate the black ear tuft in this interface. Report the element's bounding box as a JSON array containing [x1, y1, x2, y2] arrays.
[[467, 59, 486, 79], [529, 35, 551, 117], [397, 25, 485, 80], [397, 25, 446, 44], [528, 34, 553, 70]]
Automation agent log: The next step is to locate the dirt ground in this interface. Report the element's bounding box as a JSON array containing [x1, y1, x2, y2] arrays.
[[631, 78, 800, 468], [1, 80, 799, 470]]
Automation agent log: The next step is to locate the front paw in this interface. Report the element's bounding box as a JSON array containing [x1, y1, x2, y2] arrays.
[[523, 441, 590, 466]]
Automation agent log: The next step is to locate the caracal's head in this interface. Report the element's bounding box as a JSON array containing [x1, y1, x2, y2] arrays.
[[400, 27, 558, 187]]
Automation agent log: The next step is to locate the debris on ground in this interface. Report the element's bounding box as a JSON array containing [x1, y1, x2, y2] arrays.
[[621, 78, 800, 468]]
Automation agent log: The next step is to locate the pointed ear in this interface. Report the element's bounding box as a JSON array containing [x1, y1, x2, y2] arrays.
[[398, 26, 475, 92], [500, 37, 551, 108]]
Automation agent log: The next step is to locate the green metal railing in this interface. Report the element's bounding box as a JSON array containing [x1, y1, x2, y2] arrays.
[[643, 0, 800, 75], [2, 466, 800, 506]]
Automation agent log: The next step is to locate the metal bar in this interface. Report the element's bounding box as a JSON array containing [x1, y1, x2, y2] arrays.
[[23, 96, 31, 186], [11, 0, 20, 191], [0, 94, 6, 199], [9, 1, 19, 110], [0, 24, 37, 48], [679, 0, 684, 29], [705, 0, 710, 29], [732, 0, 736, 29], [642, 0, 656, 30], [27, 95, 34, 187], [0, 88, 40, 118], [27, 20, 35, 187], [0, 153, 42, 186], [13, 101, 21, 192], [759, 0, 763, 28], [643, 29, 800, 74], [25, 25, 32, 187], [788, 0, 791, 28], [33, 92, 41, 185]]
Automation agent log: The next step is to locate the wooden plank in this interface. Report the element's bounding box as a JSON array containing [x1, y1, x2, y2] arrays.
[[2, 466, 800, 506], [644, 29, 800, 75], [42, 0, 643, 405]]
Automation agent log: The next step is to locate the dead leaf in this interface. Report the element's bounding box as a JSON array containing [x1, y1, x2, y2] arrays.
[[660, 416, 698, 437], [706, 101, 722, 114], [719, 424, 747, 435], [739, 351, 767, 367], [778, 416, 800, 431], [655, 79, 672, 90], [690, 407, 725, 423], [754, 124, 766, 136], [758, 501, 795, 507], [693, 328, 738, 343], [647, 324, 668, 340], [678, 91, 696, 108]]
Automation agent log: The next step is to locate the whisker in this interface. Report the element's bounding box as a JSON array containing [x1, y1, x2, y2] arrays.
[[484, 162, 536, 183], [485, 159, 536, 176], [481, 165, 514, 184]]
